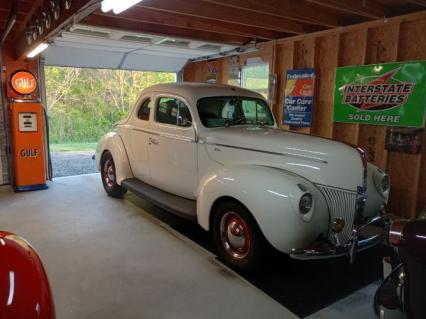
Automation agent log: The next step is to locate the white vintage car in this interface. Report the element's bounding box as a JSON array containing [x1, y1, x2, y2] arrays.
[[96, 82, 390, 271]]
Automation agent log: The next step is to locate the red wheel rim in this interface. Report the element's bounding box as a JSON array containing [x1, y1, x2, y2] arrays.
[[219, 211, 251, 260], [103, 159, 115, 188]]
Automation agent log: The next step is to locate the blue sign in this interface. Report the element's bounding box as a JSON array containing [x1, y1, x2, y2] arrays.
[[283, 68, 316, 127]]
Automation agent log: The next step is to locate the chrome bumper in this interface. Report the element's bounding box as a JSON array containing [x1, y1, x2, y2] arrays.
[[290, 214, 391, 262]]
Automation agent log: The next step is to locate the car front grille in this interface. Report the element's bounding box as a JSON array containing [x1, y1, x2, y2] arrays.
[[316, 184, 358, 245]]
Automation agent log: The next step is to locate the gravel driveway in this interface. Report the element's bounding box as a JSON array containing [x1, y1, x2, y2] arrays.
[[51, 151, 98, 178]]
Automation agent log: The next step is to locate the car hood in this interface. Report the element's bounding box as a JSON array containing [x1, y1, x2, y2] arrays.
[[201, 126, 364, 191]]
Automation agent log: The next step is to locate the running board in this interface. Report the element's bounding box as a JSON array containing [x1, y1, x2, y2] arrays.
[[121, 178, 197, 221]]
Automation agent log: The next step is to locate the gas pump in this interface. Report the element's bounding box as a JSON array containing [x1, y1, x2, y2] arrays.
[[8, 70, 47, 191]]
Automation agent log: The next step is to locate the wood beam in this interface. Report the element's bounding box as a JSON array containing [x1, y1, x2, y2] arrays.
[[12, 0, 44, 41], [133, 0, 306, 34], [408, 0, 426, 7], [306, 0, 387, 19], [200, 0, 339, 28], [15, 0, 98, 60], [92, 7, 288, 40], [83, 15, 250, 45]]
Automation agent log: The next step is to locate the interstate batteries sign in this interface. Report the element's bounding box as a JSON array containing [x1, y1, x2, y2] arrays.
[[333, 61, 426, 127], [283, 69, 315, 127]]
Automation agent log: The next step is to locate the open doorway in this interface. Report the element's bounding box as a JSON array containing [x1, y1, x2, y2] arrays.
[[44, 66, 175, 178]]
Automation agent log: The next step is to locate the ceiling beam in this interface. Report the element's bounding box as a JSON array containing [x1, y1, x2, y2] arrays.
[[92, 7, 288, 40], [200, 0, 339, 28], [15, 0, 99, 60], [83, 15, 250, 45], [133, 0, 306, 34], [12, 0, 44, 41], [408, 0, 426, 7], [306, 0, 387, 19]]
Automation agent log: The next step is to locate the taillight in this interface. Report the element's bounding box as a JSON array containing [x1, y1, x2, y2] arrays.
[[389, 220, 408, 246]]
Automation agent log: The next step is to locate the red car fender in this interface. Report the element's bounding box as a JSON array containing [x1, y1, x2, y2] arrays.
[[0, 231, 55, 318]]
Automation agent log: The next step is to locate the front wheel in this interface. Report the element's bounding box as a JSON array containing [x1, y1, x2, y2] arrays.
[[212, 201, 265, 272], [100, 151, 127, 198]]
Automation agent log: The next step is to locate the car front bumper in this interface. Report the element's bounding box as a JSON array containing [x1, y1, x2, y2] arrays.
[[290, 214, 390, 262]]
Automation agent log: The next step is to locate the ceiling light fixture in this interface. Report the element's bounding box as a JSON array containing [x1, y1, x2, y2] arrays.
[[101, 0, 143, 14], [27, 43, 49, 58]]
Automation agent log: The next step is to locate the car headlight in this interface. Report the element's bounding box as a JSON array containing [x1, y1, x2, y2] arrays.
[[381, 174, 390, 192], [299, 193, 313, 215], [373, 168, 390, 198]]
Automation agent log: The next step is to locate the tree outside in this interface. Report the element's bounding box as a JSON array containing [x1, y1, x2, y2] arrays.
[[45, 66, 175, 146], [45, 66, 175, 177]]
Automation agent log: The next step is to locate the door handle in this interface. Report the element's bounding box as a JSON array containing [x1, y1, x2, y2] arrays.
[[149, 137, 159, 145]]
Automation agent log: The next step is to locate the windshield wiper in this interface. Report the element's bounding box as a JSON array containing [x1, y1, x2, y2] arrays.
[[224, 117, 246, 127]]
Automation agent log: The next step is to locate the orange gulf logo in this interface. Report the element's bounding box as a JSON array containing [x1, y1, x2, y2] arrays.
[[10, 70, 38, 95]]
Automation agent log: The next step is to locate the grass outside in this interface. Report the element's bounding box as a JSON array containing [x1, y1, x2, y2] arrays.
[[50, 142, 97, 152]]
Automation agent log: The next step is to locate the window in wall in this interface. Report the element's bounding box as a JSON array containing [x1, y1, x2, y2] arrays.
[[241, 58, 269, 100], [156, 97, 192, 127]]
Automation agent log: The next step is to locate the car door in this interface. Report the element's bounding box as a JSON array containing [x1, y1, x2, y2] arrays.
[[123, 96, 153, 183], [148, 95, 197, 199]]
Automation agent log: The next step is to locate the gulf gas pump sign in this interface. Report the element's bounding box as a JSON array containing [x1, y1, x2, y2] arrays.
[[8, 70, 47, 191], [10, 70, 38, 95]]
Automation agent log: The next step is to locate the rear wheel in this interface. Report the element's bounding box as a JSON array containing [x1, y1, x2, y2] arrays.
[[212, 200, 265, 272], [100, 151, 127, 198]]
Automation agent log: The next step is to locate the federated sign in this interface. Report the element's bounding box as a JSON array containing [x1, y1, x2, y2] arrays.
[[283, 68, 315, 127], [333, 61, 426, 127]]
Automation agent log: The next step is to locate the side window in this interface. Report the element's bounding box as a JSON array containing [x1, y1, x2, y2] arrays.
[[156, 97, 192, 127], [137, 98, 152, 121], [241, 99, 270, 124]]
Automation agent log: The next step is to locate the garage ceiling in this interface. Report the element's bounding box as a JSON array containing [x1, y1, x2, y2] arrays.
[[2, 0, 426, 72]]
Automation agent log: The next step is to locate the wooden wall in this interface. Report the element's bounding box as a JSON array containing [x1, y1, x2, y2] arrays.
[[183, 11, 426, 219]]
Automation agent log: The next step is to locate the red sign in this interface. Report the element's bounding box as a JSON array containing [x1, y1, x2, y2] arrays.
[[10, 70, 38, 95]]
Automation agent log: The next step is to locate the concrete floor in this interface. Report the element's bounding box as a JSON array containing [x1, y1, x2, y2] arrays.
[[0, 174, 296, 319]]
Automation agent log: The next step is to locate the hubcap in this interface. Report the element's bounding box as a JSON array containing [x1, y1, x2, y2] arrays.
[[219, 211, 251, 259], [103, 159, 115, 188]]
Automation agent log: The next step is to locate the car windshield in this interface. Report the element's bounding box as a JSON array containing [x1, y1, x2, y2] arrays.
[[197, 96, 275, 128]]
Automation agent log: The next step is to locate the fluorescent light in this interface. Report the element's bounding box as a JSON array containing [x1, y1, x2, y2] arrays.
[[101, 0, 143, 14], [27, 43, 49, 58], [101, 0, 114, 12]]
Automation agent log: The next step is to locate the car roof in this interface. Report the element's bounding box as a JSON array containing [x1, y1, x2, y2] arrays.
[[141, 82, 265, 101]]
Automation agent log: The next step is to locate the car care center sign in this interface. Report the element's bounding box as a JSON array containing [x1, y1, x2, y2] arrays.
[[334, 61, 426, 127], [283, 68, 315, 127]]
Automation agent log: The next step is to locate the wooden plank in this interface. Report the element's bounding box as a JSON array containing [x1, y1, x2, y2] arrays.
[[408, 0, 426, 7], [290, 37, 316, 134], [277, 10, 426, 45], [218, 57, 229, 84], [135, 0, 306, 34], [183, 63, 196, 81], [306, 0, 387, 19], [416, 130, 426, 215], [274, 41, 294, 129], [387, 152, 422, 218], [92, 8, 287, 40], [199, 0, 339, 28], [357, 23, 400, 169], [389, 17, 426, 218], [332, 29, 368, 145], [311, 34, 339, 138]]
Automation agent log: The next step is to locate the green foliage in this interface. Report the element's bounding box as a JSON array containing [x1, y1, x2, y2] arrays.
[[45, 67, 175, 143]]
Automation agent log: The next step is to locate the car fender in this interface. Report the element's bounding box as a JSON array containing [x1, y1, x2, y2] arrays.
[[0, 231, 55, 319], [196, 165, 329, 253], [96, 132, 133, 184]]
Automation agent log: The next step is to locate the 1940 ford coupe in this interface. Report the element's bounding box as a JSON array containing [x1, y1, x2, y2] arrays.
[[96, 82, 390, 271]]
